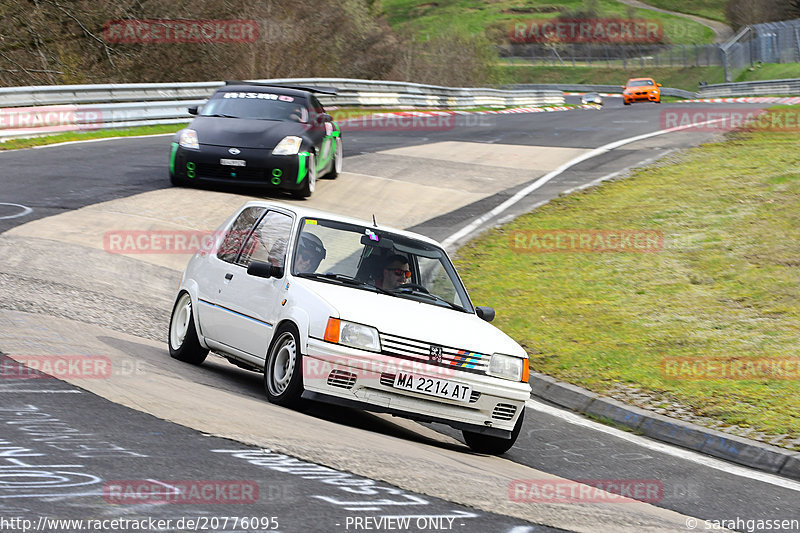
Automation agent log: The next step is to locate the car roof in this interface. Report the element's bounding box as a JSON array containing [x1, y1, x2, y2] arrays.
[[238, 200, 443, 247], [627, 78, 655, 82]]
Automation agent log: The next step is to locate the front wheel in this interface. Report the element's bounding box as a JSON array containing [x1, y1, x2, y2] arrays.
[[264, 325, 305, 407], [463, 409, 524, 455], [168, 292, 208, 364], [292, 152, 317, 199]]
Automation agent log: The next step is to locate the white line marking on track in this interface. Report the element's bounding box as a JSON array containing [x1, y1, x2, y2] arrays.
[[0, 202, 33, 220], [525, 399, 800, 492], [26, 132, 175, 150], [442, 117, 729, 248], [0, 390, 82, 393]]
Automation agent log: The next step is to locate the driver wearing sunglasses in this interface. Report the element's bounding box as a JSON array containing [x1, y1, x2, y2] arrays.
[[377, 254, 411, 290]]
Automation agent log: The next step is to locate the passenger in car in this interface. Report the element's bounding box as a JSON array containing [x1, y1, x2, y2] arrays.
[[295, 233, 326, 273]]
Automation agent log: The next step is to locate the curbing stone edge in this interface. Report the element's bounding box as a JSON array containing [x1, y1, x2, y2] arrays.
[[528, 373, 799, 481]]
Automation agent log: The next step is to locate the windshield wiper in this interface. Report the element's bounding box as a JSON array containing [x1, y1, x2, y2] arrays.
[[203, 113, 239, 119], [388, 285, 467, 312]]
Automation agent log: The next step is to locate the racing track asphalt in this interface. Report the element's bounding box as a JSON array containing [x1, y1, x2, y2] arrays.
[[2, 98, 798, 532]]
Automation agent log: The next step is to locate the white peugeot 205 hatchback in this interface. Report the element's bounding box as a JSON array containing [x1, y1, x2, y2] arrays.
[[168, 201, 531, 454]]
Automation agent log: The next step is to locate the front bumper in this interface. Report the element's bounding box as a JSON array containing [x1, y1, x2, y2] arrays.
[[624, 91, 659, 103], [302, 338, 531, 437], [171, 143, 310, 190]]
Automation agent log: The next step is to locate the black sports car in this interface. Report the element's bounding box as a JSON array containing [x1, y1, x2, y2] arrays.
[[169, 82, 342, 198]]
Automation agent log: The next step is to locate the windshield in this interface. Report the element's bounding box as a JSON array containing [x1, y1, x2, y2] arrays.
[[292, 218, 474, 313], [200, 92, 309, 122], [628, 79, 654, 87]]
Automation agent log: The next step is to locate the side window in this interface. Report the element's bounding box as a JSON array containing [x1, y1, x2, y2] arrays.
[[217, 207, 266, 264], [237, 211, 293, 269]]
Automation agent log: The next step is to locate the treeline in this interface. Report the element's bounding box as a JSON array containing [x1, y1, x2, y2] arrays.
[[726, 0, 800, 29], [0, 0, 497, 87]]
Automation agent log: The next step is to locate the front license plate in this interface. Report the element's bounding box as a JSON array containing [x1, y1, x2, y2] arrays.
[[220, 158, 246, 167], [393, 372, 472, 403]]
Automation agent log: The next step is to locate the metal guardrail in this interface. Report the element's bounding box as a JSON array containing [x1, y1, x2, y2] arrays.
[[698, 78, 800, 97], [502, 83, 699, 99], [0, 78, 564, 140]]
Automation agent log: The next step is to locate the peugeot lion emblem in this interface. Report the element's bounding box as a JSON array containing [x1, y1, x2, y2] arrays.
[[429, 345, 443, 362], [228, 148, 241, 155]]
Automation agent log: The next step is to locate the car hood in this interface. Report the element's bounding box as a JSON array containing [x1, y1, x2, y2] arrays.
[[296, 278, 527, 358], [190, 116, 306, 149]]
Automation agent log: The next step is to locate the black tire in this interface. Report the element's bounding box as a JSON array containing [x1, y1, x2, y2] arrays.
[[292, 152, 317, 199], [463, 408, 525, 455], [264, 324, 305, 407], [168, 292, 208, 364], [170, 170, 188, 187], [655, 98, 662, 104], [325, 138, 342, 179], [623, 101, 631, 106]]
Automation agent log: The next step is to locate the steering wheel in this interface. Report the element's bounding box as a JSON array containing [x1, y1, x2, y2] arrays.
[[395, 282, 429, 293]]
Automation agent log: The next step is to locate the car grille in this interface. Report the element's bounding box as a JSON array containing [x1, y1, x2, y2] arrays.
[[379, 372, 481, 403], [327, 369, 357, 389], [379, 332, 490, 376], [492, 403, 517, 421], [194, 163, 266, 181]]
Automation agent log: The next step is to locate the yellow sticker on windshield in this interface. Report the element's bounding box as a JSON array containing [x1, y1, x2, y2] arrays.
[[305, 219, 317, 225]]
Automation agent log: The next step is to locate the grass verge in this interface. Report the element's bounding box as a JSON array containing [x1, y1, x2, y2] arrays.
[[498, 65, 725, 91], [454, 107, 800, 447], [381, 0, 714, 44], [634, 0, 728, 23], [0, 123, 187, 151]]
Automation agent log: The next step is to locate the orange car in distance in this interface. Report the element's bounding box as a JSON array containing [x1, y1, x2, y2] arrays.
[[623, 77, 662, 105]]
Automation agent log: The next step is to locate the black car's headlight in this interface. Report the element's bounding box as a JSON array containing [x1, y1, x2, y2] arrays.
[[179, 129, 199, 150], [273, 136, 302, 156]]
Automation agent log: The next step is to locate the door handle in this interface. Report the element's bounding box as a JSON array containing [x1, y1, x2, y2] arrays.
[[225, 273, 233, 280]]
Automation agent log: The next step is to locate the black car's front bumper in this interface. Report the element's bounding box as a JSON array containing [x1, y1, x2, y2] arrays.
[[170, 143, 310, 191]]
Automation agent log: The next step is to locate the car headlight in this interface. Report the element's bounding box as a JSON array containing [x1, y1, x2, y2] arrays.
[[488, 353, 528, 382], [273, 136, 303, 156], [324, 318, 381, 352], [179, 129, 199, 150]]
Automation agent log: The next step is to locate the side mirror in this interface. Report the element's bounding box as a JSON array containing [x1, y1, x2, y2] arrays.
[[188, 106, 198, 115], [319, 113, 333, 124], [247, 260, 283, 279], [657, 83, 662, 87], [475, 306, 495, 322]]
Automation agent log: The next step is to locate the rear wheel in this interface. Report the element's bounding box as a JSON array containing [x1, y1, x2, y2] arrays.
[[462, 409, 524, 455], [168, 292, 208, 364], [292, 152, 317, 198], [264, 324, 305, 407]]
